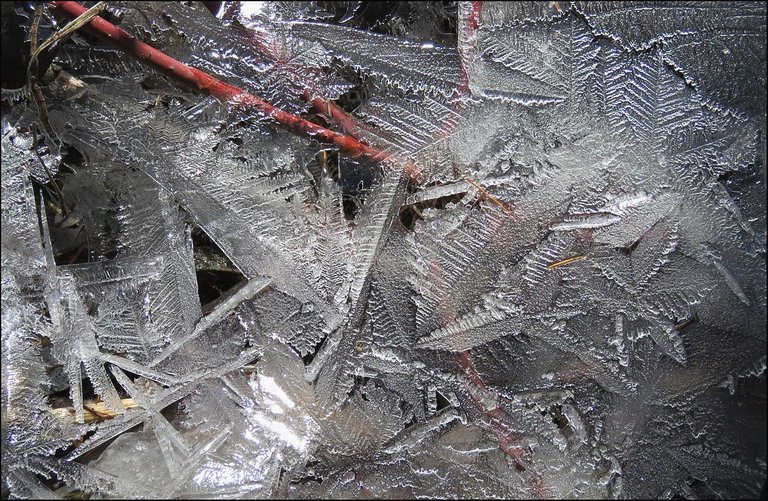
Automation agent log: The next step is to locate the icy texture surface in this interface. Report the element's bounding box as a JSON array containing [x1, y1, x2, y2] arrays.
[[2, 1, 766, 499]]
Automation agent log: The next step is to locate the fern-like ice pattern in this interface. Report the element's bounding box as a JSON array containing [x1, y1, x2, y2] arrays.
[[2, 2, 765, 499]]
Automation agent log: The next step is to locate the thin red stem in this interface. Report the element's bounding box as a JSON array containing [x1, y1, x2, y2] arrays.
[[457, 1, 483, 96], [50, 1, 391, 164], [469, 1, 483, 31], [458, 350, 551, 499], [303, 90, 368, 142]]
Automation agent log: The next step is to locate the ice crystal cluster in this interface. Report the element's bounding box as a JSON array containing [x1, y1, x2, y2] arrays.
[[2, 1, 766, 499]]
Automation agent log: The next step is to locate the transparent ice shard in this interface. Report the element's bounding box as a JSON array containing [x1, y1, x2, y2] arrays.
[[311, 163, 409, 407]]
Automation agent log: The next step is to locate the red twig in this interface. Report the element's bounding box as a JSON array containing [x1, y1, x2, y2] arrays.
[[458, 351, 551, 499], [302, 90, 369, 142], [468, 1, 483, 31], [211, 2, 481, 187], [50, 1, 392, 165], [457, 1, 483, 96], [232, 22, 371, 144]]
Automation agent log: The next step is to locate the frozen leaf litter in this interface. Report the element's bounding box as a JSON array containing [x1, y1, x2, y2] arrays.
[[1, 1, 765, 498]]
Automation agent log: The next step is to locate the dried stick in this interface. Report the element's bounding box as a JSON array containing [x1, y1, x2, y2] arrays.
[[31, 125, 68, 215], [29, 6, 64, 208], [547, 255, 586, 269], [28, 4, 59, 143], [51, 1, 393, 165], [50, 398, 138, 423], [29, 4, 105, 215]]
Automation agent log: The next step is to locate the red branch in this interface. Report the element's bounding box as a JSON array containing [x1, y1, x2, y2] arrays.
[[469, 1, 483, 31], [50, 1, 394, 166], [302, 90, 368, 142], [458, 351, 551, 499], [229, 20, 370, 144], [457, 1, 483, 96]]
